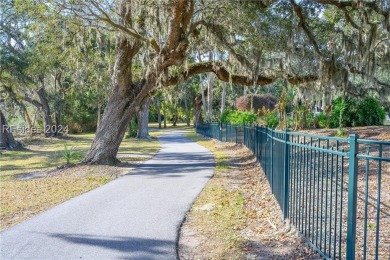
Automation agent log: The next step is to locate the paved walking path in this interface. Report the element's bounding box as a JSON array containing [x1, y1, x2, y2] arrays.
[[0, 131, 214, 260]]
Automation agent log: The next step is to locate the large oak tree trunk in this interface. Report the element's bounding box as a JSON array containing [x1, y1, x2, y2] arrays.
[[83, 1, 144, 164], [184, 98, 190, 126], [163, 100, 167, 128], [137, 97, 151, 139], [0, 110, 22, 150], [221, 82, 227, 116], [156, 97, 162, 129], [84, 0, 192, 165], [36, 87, 53, 137], [97, 103, 102, 128], [207, 73, 215, 122], [201, 83, 207, 122], [193, 93, 203, 127]]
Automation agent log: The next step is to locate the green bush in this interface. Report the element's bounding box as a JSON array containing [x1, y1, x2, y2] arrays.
[[306, 112, 316, 128], [266, 112, 279, 128], [316, 113, 328, 128], [356, 98, 386, 126], [329, 97, 385, 128], [329, 97, 358, 128], [221, 110, 257, 124], [308, 113, 328, 128]]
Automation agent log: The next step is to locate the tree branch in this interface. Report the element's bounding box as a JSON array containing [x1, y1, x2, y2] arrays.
[[55, 0, 161, 53], [347, 64, 390, 88], [290, 0, 324, 57], [165, 0, 187, 51], [23, 93, 43, 110], [313, 0, 389, 32], [163, 62, 317, 87], [188, 21, 253, 69]]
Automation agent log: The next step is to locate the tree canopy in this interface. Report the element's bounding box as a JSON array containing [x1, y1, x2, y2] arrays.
[[1, 0, 389, 163]]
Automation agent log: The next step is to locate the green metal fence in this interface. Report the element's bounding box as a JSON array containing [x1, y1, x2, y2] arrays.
[[196, 122, 390, 260]]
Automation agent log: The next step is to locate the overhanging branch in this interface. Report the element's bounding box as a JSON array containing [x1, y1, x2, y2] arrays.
[[163, 62, 317, 87]]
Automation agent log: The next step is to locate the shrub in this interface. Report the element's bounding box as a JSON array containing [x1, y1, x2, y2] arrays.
[[266, 112, 279, 128], [356, 98, 386, 126], [221, 110, 257, 124], [306, 112, 328, 129], [235, 96, 251, 111], [235, 94, 277, 112], [329, 97, 358, 128], [306, 112, 316, 128], [329, 97, 385, 128], [316, 113, 328, 128], [252, 94, 278, 112]]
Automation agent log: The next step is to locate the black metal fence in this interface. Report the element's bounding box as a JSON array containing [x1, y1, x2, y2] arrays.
[[196, 122, 390, 260]]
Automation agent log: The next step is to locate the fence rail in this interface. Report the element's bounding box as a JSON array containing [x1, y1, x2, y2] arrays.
[[196, 122, 390, 260]]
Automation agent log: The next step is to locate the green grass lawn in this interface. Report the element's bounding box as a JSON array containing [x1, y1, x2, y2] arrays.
[[1, 122, 195, 178], [0, 133, 161, 178], [0, 124, 192, 231], [0, 132, 161, 231]]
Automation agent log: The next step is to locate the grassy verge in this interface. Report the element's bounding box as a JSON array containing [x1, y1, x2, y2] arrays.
[[0, 133, 161, 230], [0, 134, 160, 177], [181, 132, 246, 258], [181, 132, 320, 259], [1, 174, 109, 230]]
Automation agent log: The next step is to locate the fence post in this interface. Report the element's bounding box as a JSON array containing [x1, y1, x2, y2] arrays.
[[346, 134, 359, 260], [235, 125, 238, 144], [254, 126, 257, 155], [219, 122, 222, 141], [242, 124, 246, 145], [283, 129, 290, 219]]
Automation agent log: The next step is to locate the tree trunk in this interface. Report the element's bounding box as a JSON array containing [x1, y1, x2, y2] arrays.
[[83, 3, 145, 164], [184, 98, 190, 126], [163, 100, 167, 128], [193, 91, 204, 127], [207, 74, 215, 122], [97, 103, 102, 128], [36, 86, 53, 137], [24, 109, 34, 136], [201, 83, 207, 122], [55, 109, 62, 136], [156, 97, 162, 129], [137, 97, 151, 139], [221, 82, 227, 116], [0, 110, 22, 150], [172, 115, 177, 126], [84, 0, 192, 165]]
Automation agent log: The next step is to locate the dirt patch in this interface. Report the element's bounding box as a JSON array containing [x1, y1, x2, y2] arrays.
[[299, 126, 390, 141], [179, 139, 319, 259], [297, 127, 390, 259]]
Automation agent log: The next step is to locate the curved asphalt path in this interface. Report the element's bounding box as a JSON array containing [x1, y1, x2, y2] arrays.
[[0, 131, 214, 260]]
